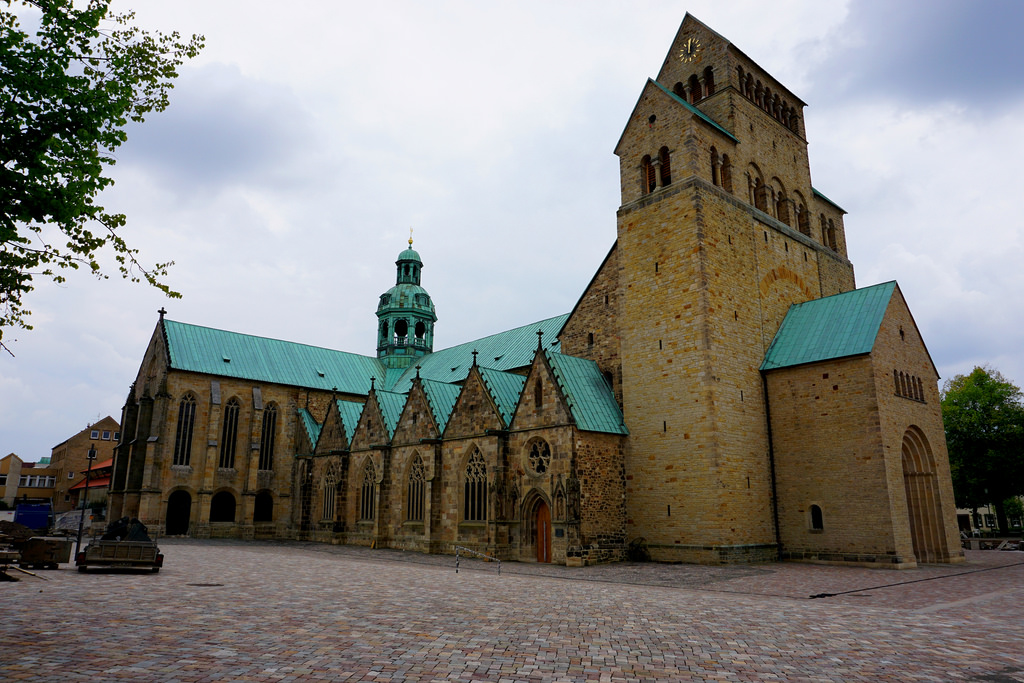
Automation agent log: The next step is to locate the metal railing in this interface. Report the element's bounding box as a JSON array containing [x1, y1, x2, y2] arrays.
[[454, 545, 501, 575]]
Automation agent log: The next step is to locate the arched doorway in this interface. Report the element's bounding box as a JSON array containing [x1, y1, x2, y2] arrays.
[[535, 500, 551, 563], [210, 491, 236, 523], [166, 490, 191, 535], [523, 493, 552, 563], [902, 426, 948, 563]]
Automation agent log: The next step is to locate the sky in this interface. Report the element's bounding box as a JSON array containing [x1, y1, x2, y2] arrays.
[[3, 0, 1024, 460]]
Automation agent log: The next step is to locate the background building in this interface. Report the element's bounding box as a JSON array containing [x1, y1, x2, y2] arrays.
[[49, 416, 120, 513]]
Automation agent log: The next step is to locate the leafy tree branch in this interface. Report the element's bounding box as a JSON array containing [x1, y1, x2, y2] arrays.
[[1, 0, 203, 353]]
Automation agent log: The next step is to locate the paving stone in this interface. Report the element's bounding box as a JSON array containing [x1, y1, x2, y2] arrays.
[[1, 540, 1022, 681]]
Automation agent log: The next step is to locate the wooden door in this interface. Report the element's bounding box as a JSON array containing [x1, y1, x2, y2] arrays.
[[535, 501, 551, 563]]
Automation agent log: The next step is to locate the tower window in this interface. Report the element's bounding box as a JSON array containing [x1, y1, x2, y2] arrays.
[[415, 321, 426, 339], [394, 319, 408, 338], [659, 146, 672, 186], [641, 155, 656, 194]]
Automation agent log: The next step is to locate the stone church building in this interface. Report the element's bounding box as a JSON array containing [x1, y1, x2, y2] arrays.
[[108, 15, 963, 568]]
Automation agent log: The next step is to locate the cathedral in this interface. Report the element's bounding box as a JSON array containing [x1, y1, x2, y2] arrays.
[[107, 15, 963, 568]]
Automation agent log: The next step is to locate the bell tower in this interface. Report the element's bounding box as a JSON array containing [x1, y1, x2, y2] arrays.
[[376, 236, 437, 370]]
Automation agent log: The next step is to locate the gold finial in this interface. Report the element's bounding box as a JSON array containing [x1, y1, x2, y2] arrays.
[[408, 227, 414, 248]]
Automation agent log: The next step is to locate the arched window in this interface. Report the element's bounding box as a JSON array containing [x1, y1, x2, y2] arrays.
[[173, 394, 197, 466], [527, 440, 552, 475], [464, 449, 487, 522], [775, 191, 790, 226], [673, 82, 685, 99], [210, 491, 236, 523], [641, 155, 656, 194], [810, 504, 824, 530], [702, 66, 715, 96], [820, 215, 828, 244], [754, 178, 768, 212], [894, 369, 901, 395], [687, 74, 701, 103], [259, 404, 277, 471], [659, 146, 672, 186], [826, 219, 838, 251], [534, 378, 543, 411], [414, 321, 426, 339], [917, 377, 925, 401], [359, 460, 376, 521], [394, 319, 408, 342], [720, 154, 732, 193], [407, 455, 425, 522], [798, 205, 811, 236], [710, 146, 720, 186], [219, 398, 240, 469]]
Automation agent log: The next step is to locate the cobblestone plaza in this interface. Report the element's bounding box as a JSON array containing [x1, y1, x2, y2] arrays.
[[2, 540, 1022, 681]]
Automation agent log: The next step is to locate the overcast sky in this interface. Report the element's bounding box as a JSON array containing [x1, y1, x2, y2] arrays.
[[3, 0, 1023, 460]]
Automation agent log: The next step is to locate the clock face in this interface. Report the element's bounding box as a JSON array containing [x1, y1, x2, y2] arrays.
[[680, 37, 702, 63]]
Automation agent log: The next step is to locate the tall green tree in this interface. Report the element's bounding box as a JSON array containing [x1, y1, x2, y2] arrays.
[[941, 366, 1024, 534], [1, 0, 203, 353]]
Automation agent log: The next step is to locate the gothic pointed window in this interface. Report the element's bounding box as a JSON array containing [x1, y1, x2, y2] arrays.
[[219, 398, 240, 469], [259, 403, 277, 471], [407, 455, 425, 522], [322, 474, 337, 521], [464, 449, 487, 522], [173, 394, 197, 466], [360, 460, 376, 521]]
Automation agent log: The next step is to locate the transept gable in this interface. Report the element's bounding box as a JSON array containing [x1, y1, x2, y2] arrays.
[[349, 392, 391, 450], [442, 366, 504, 439], [509, 349, 572, 431], [876, 284, 940, 380], [392, 382, 440, 445], [314, 399, 350, 455]]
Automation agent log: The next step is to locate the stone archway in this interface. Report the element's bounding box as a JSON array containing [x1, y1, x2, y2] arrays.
[[166, 490, 191, 535], [901, 426, 948, 563]]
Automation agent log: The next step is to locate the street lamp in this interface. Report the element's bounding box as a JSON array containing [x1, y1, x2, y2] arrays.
[[74, 445, 98, 557]]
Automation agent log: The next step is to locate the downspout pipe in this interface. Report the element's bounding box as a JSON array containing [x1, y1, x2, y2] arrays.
[[760, 370, 783, 556]]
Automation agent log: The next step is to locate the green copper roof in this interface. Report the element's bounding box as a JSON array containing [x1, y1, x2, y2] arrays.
[[546, 352, 628, 435], [420, 379, 462, 433], [163, 320, 382, 394], [297, 408, 321, 447], [397, 248, 421, 263], [812, 188, 846, 214], [761, 281, 896, 371], [386, 314, 568, 392], [335, 400, 365, 448], [478, 367, 527, 426], [375, 390, 408, 438]]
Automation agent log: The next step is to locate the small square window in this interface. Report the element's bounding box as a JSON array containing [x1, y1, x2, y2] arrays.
[[113, 432, 121, 441], [64, 495, 71, 502], [68, 472, 75, 479], [90, 430, 99, 439], [102, 431, 111, 440]]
